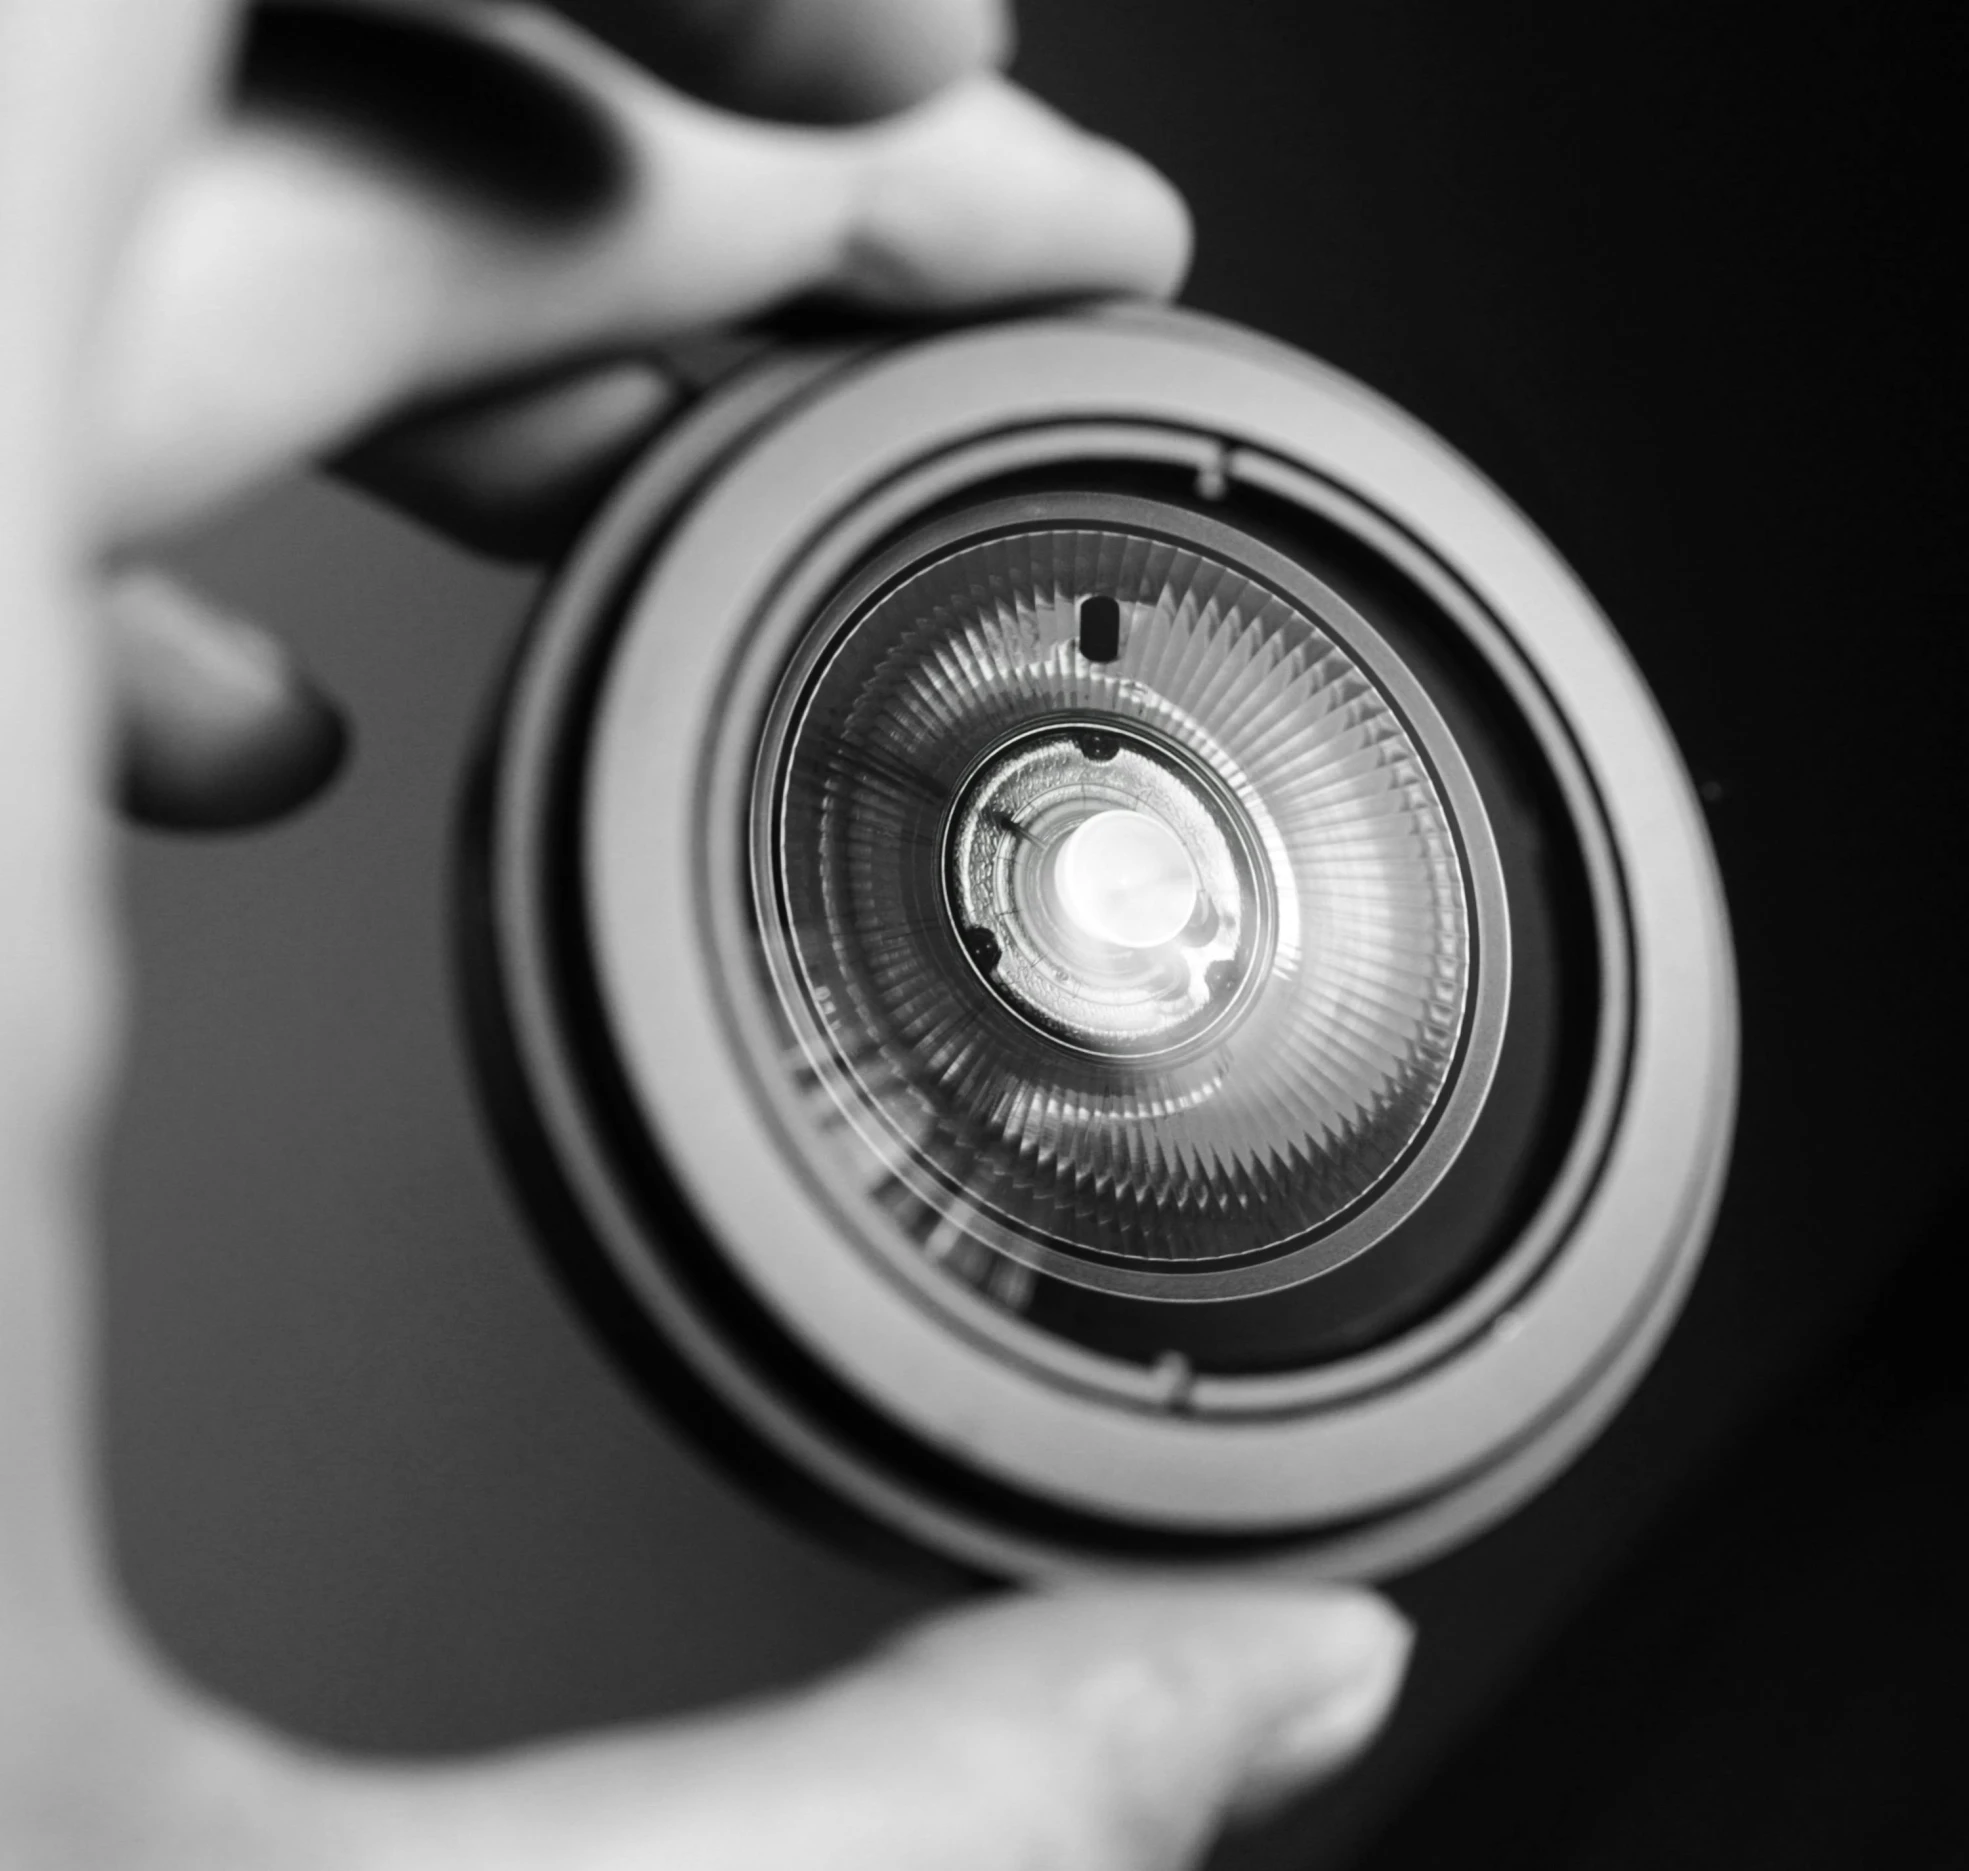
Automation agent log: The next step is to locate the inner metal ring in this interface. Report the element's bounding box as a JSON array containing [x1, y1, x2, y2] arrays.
[[944, 719, 1273, 1059]]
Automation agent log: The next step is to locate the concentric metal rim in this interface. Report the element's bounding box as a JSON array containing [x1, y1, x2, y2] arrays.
[[479, 305, 1737, 1569]]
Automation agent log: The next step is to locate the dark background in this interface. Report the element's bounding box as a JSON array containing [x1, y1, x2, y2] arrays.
[[108, 5, 1963, 1866]]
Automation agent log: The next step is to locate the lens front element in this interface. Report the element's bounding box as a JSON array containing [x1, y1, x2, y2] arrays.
[[757, 505, 1503, 1298]]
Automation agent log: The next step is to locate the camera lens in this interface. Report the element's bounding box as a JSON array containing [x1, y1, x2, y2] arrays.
[[468, 306, 1736, 1576]]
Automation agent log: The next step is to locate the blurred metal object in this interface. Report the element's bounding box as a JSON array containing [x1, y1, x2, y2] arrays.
[[461, 303, 1738, 1578]]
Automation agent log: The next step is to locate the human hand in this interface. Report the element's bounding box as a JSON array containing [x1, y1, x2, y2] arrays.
[[0, 4, 1413, 1866]]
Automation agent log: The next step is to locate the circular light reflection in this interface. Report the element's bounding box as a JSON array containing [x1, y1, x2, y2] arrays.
[[1054, 808, 1200, 950]]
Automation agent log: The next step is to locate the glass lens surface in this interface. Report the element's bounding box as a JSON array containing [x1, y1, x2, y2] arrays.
[[760, 520, 1473, 1282]]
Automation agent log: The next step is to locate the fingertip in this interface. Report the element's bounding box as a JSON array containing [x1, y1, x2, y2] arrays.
[[108, 571, 349, 832], [1228, 1590, 1414, 1823], [863, 1581, 1411, 1856], [838, 78, 1197, 310], [1079, 134, 1195, 301]]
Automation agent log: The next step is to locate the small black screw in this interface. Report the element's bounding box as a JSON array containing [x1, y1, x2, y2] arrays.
[[1075, 730, 1120, 763], [960, 926, 1003, 973], [1204, 959, 1240, 999]]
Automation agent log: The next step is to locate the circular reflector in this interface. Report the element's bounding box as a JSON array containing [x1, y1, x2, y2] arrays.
[[758, 511, 1499, 1286]]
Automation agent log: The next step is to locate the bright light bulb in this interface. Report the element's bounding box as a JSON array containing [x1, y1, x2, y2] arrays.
[[1054, 809, 1200, 949]]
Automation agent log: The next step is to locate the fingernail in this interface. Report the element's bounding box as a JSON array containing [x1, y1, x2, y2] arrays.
[[1233, 1601, 1413, 1824]]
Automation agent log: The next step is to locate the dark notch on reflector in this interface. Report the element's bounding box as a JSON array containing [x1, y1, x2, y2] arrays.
[[1078, 593, 1122, 663]]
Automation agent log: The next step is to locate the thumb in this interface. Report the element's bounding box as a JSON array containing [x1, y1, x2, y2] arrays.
[[342, 1585, 1411, 1871], [837, 1585, 1413, 1863]]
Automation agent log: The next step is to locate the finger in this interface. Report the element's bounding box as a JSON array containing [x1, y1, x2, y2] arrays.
[[341, 1585, 1412, 1871], [95, 5, 1191, 543], [106, 570, 348, 831], [845, 1587, 1414, 1850], [333, 335, 761, 560], [540, 0, 1014, 123], [336, 359, 678, 558]]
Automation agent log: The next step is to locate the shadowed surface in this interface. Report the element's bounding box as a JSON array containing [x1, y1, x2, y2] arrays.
[[236, 6, 631, 232]]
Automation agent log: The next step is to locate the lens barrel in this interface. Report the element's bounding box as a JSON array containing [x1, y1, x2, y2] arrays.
[[462, 305, 1736, 1578]]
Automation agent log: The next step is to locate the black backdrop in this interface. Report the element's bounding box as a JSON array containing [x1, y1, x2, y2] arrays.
[[110, 6, 1961, 1868]]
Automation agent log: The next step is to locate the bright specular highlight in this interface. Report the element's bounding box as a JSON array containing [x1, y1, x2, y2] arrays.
[[1054, 809, 1200, 950]]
